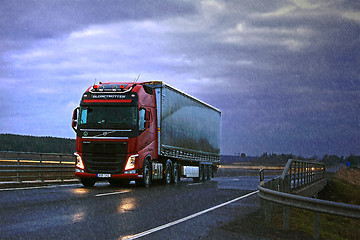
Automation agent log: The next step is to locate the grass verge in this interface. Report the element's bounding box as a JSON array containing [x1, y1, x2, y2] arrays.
[[269, 168, 360, 240]]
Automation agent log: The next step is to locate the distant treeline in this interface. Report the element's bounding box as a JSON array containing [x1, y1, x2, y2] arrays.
[[221, 153, 296, 166], [222, 152, 360, 167], [0, 134, 75, 154]]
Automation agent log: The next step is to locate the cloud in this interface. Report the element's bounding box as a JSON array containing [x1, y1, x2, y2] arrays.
[[1, 0, 359, 157], [0, 0, 197, 63], [341, 11, 360, 23]]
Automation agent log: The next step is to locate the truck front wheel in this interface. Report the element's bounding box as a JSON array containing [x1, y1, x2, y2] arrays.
[[138, 159, 151, 188], [80, 178, 96, 187]]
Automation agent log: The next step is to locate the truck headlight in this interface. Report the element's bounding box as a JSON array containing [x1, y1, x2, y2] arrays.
[[74, 153, 85, 170], [125, 154, 138, 171]]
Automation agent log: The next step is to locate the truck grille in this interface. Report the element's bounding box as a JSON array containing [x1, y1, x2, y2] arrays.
[[82, 141, 128, 174]]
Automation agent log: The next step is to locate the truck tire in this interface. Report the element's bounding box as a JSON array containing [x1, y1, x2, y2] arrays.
[[80, 178, 96, 187], [172, 162, 179, 184], [138, 159, 151, 188], [164, 160, 172, 184], [201, 164, 206, 181], [207, 165, 212, 180]]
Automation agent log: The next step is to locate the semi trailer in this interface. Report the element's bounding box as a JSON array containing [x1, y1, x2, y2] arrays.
[[72, 81, 221, 187]]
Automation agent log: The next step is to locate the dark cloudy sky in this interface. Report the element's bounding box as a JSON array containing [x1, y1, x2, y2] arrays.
[[1, 0, 359, 157]]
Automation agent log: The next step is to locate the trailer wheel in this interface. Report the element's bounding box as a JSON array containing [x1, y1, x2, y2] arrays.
[[80, 178, 96, 187], [172, 162, 179, 184], [201, 164, 207, 181], [208, 166, 212, 180], [206, 165, 211, 181], [164, 160, 172, 184], [199, 164, 204, 181]]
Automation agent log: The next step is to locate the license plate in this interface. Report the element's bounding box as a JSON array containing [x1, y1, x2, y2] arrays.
[[97, 173, 111, 178]]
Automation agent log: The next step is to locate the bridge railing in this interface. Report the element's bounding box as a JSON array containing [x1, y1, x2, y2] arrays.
[[267, 159, 326, 193], [258, 159, 360, 239], [0, 151, 75, 183]]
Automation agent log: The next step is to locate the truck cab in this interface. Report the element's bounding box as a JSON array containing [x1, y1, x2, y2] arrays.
[[72, 82, 157, 187]]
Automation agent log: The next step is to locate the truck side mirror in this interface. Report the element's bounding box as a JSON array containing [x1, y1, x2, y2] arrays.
[[72, 107, 79, 131]]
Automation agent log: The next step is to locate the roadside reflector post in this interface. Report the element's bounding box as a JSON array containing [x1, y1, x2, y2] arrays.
[[59, 155, 63, 182], [283, 206, 289, 230], [314, 211, 320, 240], [16, 152, 21, 183], [264, 200, 272, 224], [259, 166, 264, 186], [40, 154, 44, 182]]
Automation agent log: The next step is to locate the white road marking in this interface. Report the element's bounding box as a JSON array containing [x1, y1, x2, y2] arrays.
[[188, 182, 203, 186], [120, 190, 259, 240], [0, 183, 82, 192], [95, 190, 131, 197]]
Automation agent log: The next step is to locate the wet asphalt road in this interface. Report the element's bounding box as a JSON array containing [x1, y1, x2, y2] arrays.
[[0, 175, 274, 240]]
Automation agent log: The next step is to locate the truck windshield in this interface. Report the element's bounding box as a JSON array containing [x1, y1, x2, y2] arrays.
[[79, 106, 137, 127]]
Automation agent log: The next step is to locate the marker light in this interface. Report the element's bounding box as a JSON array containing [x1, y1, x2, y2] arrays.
[[125, 154, 138, 171], [74, 153, 85, 170]]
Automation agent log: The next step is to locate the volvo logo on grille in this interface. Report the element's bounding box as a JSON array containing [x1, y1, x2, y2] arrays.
[[93, 130, 117, 137], [83, 131, 88, 137]]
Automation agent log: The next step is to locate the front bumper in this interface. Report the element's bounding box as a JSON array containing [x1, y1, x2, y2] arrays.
[[75, 171, 143, 180]]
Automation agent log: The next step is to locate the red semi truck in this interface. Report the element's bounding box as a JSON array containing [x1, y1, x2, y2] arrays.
[[72, 81, 221, 187]]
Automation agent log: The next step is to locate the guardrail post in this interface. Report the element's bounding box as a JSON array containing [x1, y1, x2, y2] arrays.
[[304, 163, 306, 184], [260, 198, 265, 219], [39, 154, 44, 182], [259, 167, 264, 186], [300, 162, 303, 187], [283, 206, 289, 230], [289, 163, 293, 190], [279, 177, 283, 192], [286, 175, 290, 193], [300, 162, 303, 186], [59, 155, 63, 182], [264, 200, 272, 224], [16, 153, 21, 182], [311, 164, 314, 182], [297, 162, 300, 188], [314, 211, 320, 240]]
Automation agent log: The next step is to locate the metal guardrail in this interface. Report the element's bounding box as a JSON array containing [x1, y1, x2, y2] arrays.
[[258, 159, 360, 239], [0, 151, 75, 183]]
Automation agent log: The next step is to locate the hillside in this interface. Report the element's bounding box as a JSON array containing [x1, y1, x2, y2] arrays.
[[0, 134, 75, 154]]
